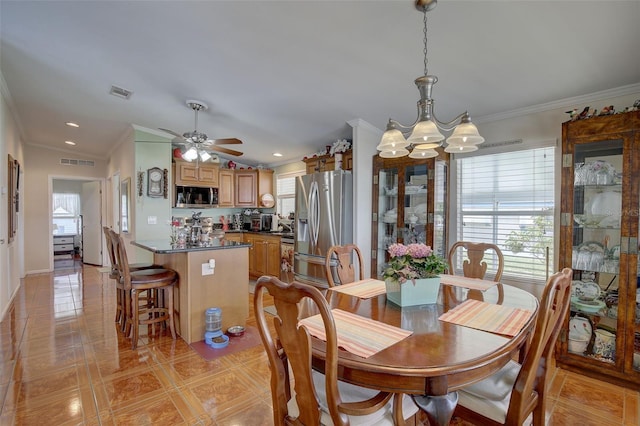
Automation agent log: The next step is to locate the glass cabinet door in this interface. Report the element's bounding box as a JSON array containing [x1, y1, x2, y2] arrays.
[[570, 139, 623, 366], [372, 152, 449, 279], [375, 166, 399, 277]]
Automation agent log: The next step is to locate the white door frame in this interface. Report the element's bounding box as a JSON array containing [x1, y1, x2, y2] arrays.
[[48, 175, 107, 272]]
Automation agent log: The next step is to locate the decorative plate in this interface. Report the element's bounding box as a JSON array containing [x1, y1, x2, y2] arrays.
[[261, 193, 275, 208], [573, 299, 606, 314]]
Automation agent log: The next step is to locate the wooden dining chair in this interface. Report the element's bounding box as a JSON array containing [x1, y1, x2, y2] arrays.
[[446, 241, 505, 304], [254, 275, 420, 425], [109, 230, 178, 349], [453, 267, 573, 426], [324, 244, 365, 287]]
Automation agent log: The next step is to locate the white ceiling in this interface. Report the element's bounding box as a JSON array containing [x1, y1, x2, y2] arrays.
[[1, 1, 639, 166]]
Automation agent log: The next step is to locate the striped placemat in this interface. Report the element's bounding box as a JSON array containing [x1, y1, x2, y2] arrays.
[[440, 275, 498, 291], [299, 309, 412, 358], [438, 299, 534, 337], [328, 279, 387, 299]]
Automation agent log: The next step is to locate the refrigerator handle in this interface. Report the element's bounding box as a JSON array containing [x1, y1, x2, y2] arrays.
[[309, 181, 319, 246]]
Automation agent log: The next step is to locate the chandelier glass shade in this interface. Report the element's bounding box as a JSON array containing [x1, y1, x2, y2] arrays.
[[378, 0, 484, 158]]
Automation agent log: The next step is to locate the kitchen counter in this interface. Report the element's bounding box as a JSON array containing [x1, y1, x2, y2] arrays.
[[133, 239, 249, 344], [132, 239, 250, 254]]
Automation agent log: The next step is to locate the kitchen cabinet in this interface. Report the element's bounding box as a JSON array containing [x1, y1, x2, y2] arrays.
[[244, 233, 281, 279], [303, 150, 352, 174], [218, 169, 234, 207], [371, 151, 448, 279], [556, 111, 640, 389], [234, 169, 274, 208], [224, 232, 243, 243], [174, 161, 219, 187]]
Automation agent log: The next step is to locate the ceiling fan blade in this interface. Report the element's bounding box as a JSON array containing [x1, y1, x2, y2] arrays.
[[159, 128, 185, 139], [213, 138, 242, 145], [211, 146, 243, 157]]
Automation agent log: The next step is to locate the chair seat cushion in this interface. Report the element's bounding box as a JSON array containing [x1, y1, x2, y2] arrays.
[[462, 359, 520, 401], [457, 359, 521, 424], [130, 268, 177, 285], [287, 370, 419, 425]]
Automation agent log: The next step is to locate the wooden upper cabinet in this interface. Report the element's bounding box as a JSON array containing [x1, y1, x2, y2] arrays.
[[234, 169, 274, 208], [303, 149, 352, 174], [174, 161, 219, 187], [218, 169, 235, 207], [257, 169, 274, 207], [235, 170, 257, 208]]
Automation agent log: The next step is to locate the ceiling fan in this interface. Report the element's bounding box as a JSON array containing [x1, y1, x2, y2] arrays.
[[160, 100, 243, 163]]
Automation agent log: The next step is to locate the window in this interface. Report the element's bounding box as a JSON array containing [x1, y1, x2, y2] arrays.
[[52, 193, 81, 235], [455, 146, 555, 283], [276, 171, 305, 217]]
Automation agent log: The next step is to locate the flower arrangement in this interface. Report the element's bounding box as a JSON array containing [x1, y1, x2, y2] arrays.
[[329, 139, 351, 156], [382, 243, 448, 283]]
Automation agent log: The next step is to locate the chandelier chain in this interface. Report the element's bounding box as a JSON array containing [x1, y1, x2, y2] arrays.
[[423, 8, 428, 76]]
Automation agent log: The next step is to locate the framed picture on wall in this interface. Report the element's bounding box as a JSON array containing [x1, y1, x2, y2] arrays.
[[7, 154, 19, 243]]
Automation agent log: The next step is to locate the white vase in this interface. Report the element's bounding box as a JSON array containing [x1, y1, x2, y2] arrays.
[[385, 277, 441, 307], [335, 153, 343, 170]]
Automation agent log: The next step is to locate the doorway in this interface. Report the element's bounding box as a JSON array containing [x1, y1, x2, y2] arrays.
[[51, 178, 104, 270]]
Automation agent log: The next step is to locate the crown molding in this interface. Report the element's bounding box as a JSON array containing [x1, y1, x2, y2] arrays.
[[476, 83, 640, 124]]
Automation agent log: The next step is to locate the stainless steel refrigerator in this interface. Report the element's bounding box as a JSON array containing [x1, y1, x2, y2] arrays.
[[294, 170, 353, 287]]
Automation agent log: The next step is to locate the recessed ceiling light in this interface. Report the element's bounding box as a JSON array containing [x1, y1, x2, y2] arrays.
[[65, 140, 76, 146], [273, 153, 283, 157], [65, 122, 79, 128]]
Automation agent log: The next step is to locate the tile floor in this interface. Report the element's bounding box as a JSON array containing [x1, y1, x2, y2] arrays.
[[0, 264, 637, 425]]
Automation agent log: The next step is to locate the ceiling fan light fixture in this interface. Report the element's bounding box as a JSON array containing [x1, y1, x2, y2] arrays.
[[199, 150, 212, 162], [182, 147, 198, 161]]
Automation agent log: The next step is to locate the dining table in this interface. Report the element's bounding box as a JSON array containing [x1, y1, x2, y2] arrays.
[[301, 276, 539, 426]]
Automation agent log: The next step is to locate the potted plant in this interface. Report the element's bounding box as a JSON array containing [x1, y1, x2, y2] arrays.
[[382, 243, 448, 306]]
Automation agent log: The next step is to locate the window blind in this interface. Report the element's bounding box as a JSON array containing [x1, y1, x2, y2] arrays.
[[456, 147, 555, 282]]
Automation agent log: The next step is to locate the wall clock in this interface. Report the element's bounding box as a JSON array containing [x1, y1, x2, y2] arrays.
[[147, 167, 164, 197]]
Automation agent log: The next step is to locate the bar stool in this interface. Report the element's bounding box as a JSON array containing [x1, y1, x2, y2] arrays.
[[109, 230, 178, 349], [102, 226, 157, 329]]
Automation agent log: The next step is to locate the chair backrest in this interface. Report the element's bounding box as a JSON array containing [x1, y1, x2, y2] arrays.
[[505, 267, 572, 424], [324, 244, 364, 287], [254, 275, 348, 425], [108, 229, 132, 290], [103, 227, 118, 278], [447, 241, 504, 282]]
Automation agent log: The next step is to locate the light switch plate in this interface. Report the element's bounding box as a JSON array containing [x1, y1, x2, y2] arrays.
[[147, 216, 157, 225], [202, 263, 214, 276]]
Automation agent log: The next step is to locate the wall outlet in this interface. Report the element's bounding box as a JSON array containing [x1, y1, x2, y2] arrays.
[[202, 263, 214, 276]]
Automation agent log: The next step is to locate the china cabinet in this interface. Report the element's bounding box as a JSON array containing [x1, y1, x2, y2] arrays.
[[371, 151, 448, 279], [557, 111, 640, 389]]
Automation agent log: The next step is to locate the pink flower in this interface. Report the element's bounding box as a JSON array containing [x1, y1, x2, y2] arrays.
[[407, 243, 432, 258], [388, 243, 408, 257]]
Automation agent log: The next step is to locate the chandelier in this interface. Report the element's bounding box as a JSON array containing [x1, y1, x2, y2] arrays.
[[377, 0, 484, 159]]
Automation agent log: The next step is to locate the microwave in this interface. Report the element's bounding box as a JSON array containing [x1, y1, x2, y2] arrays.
[[175, 186, 218, 208]]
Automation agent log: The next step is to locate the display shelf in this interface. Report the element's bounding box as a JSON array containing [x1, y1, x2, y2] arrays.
[[557, 111, 640, 389]]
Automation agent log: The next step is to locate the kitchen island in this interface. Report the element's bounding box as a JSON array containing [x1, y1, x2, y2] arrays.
[[132, 239, 250, 344]]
